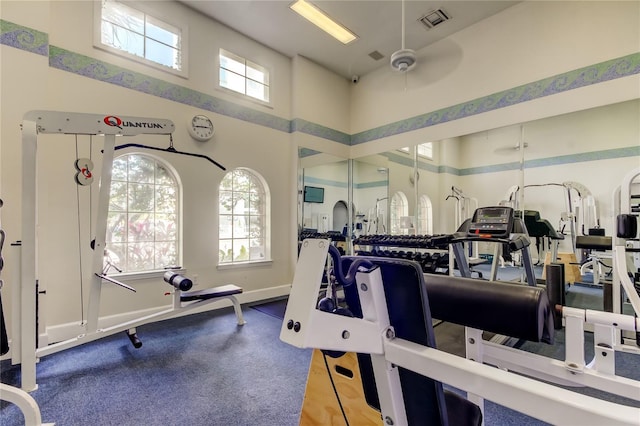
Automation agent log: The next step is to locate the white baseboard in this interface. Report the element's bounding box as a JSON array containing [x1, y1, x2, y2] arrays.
[[2, 284, 291, 359]]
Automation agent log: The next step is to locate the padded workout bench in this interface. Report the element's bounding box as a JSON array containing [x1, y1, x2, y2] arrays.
[[163, 272, 245, 325], [123, 274, 245, 349], [181, 285, 245, 323]]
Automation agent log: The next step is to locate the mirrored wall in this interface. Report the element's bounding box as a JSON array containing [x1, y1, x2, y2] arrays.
[[298, 99, 640, 257]]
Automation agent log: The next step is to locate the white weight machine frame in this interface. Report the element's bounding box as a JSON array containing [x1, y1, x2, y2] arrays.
[[12, 111, 244, 392], [504, 181, 599, 257], [612, 167, 640, 352], [281, 239, 640, 426], [0, 383, 54, 425]]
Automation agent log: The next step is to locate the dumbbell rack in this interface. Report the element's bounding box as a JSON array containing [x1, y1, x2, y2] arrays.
[[353, 234, 455, 275]]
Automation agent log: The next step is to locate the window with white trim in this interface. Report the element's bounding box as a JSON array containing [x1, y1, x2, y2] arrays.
[[106, 153, 180, 273], [419, 195, 433, 235], [398, 143, 433, 160], [389, 191, 409, 235], [219, 168, 270, 264], [96, 1, 186, 76], [219, 49, 270, 103]]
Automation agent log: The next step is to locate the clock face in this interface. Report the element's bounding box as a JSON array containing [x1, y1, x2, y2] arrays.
[[189, 115, 214, 141]]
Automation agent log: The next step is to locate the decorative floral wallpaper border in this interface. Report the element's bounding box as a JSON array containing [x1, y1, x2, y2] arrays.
[[2, 19, 639, 174], [351, 54, 640, 145]]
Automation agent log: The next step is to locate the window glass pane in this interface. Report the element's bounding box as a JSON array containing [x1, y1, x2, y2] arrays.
[[233, 171, 251, 191], [146, 38, 179, 69], [220, 53, 245, 75], [220, 69, 245, 94], [246, 80, 267, 101], [219, 191, 233, 215], [418, 142, 433, 159], [108, 153, 179, 273], [112, 157, 128, 181], [249, 216, 264, 239], [127, 212, 154, 242], [106, 243, 125, 270], [109, 181, 127, 211], [234, 215, 249, 239], [128, 156, 154, 183], [155, 185, 176, 213], [249, 191, 264, 215], [155, 241, 177, 268], [155, 213, 176, 240], [220, 174, 233, 191], [233, 193, 249, 215], [101, 2, 183, 73], [218, 168, 268, 264], [128, 183, 154, 212], [127, 242, 155, 271], [233, 239, 250, 262], [219, 215, 233, 239], [219, 239, 233, 263], [145, 18, 179, 48], [107, 212, 127, 242], [249, 239, 265, 260], [155, 163, 173, 185], [102, 1, 144, 33], [103, 24, 144, 57], [246, 62, 267, 84]]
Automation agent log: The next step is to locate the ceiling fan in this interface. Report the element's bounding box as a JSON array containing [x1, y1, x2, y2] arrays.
[[390, 0, 417, 74]]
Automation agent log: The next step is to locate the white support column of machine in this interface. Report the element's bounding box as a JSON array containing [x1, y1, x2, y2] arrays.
[[18, 111, 175, 391]]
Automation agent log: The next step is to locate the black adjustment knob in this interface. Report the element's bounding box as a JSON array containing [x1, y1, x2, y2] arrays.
[[287, 320, 294, 330], [293, 322, 301, 332]]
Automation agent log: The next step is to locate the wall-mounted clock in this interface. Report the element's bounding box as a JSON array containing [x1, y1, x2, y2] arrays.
[[188, 114, 215, 141]]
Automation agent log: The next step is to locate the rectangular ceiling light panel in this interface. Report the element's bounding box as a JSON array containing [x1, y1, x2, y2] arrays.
[[290, 0, 358, 44]]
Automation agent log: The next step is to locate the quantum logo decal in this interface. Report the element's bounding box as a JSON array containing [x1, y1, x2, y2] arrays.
[[103, 115, 165, 129], [104, 116, 123, 129]]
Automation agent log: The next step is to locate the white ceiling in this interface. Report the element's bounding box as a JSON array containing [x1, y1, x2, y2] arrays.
[[179, 1, 519, 79]]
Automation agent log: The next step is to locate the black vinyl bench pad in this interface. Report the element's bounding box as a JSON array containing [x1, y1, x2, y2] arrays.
[[575, 235, 612, 251], [180, 285, 243, 302]]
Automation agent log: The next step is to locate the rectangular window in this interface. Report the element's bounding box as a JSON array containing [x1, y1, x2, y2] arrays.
[[219, 49, 270, 103], [95, 1, 187, 77], [399, 143, 433, 160]]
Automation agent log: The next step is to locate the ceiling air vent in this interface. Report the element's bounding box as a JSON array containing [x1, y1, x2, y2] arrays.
[[418, 9, 450, 30], [368, 50, 385, 61]]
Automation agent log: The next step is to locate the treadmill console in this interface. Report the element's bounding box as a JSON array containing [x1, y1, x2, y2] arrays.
[[467, 206, 514, 239]]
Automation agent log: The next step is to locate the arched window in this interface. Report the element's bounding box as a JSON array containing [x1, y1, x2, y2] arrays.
[[219, 168, 270, 264], [106, 153, 180, 272], [419, 195, 433, 235], [389, 191, 408, 235]]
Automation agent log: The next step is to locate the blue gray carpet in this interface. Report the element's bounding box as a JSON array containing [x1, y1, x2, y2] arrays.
[[1, 306, 311, 426]]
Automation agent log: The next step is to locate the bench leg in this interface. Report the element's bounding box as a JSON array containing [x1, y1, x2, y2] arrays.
[[227, 295, 246, 325]]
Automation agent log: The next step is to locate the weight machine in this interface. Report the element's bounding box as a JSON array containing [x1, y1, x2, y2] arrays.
[[12, 111, 244, 392], [503, 181, 599, 255], [281, 239, 640, 425], [612, 167, 640, 352]]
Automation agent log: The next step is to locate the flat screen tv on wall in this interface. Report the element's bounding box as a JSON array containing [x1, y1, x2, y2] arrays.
[[304, 186, 324, 203]]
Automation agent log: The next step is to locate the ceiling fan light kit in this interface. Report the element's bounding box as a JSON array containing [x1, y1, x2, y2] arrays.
[[390, 48, 417, 72]]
